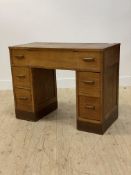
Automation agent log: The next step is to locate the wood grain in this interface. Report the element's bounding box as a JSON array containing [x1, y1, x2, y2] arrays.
[[0, 88, 131, 175], [9, 42, 120, 51], [9, 42, 120, 134], [31, 68, 58, 111], [78, 95, 101, 121], [77, 71, 101, 97], [15, 88, 33, 112], [12, 67, 31, 88], [27, 50, 78, 70], [103, 45, 120, 120], [77, 51, 103, 72], [11, 49, 28, 66]]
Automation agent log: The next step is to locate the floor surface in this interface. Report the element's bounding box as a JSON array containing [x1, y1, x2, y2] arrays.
[[0, 87, 131, 175]]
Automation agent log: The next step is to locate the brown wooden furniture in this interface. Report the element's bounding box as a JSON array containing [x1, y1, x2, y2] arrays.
[[9, 42, 120, 134]]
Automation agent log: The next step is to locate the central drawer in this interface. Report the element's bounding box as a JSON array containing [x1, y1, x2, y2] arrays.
[[27, 50, 78, 70]]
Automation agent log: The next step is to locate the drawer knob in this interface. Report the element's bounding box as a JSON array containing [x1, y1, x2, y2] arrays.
[[83, 80, 95, 85], [16, 75, 26, 78], [85, 105, 95, 110], [82, 57, 95, 62], [15, 55, 25, 59], [19, 97, 28, 100]]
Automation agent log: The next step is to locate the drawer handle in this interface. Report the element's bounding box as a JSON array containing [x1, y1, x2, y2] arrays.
[[15, 55, 25, 59], [85, 105, 95, 110], [19, 97, 28, 100], [82, 57, 95, 62], [83, 80, 95, 85], [16, 75, 26, 78]]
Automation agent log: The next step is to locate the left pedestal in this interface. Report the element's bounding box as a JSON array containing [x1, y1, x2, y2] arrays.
[[10, 59, 58, 121]]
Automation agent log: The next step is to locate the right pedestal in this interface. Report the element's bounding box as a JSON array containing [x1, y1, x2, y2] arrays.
[[76, 45, 120, 134]]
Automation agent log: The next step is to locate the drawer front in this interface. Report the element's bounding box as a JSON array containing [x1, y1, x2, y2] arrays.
[[78, 95, 101, 121], [12, 67, 31, 88], [27, 50, 77, 70], [77, 51, 102, 72], [77, 72, 101, 97], [15, 88, 33, 112], [11, 50, 28, 66]]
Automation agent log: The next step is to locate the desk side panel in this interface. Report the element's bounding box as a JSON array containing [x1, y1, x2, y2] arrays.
[[31, 68, 58, 111], [103, 45, 120, 121]]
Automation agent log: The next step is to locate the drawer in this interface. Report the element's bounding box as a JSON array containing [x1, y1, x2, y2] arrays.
[[78, 95, 101, 121], [12, 67, 31, 88], [11, 50, 28, 66], [77, 51, 102, 72], [15, 88, 33, 112], [77, 72, 101, 97], [27, 50, 77, 70]]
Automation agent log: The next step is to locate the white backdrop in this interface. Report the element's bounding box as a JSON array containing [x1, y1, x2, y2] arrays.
[[0, 0, 131, 89]]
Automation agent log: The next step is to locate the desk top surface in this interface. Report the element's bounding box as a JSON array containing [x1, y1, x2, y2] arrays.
[[9, 42, 120, 51]]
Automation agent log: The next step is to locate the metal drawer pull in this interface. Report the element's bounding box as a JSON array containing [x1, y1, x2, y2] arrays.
[[82, 57, 95, 62], [19, 97, 28, 100], [16, 75, 26, 78], [83, 80, 95, 84], [15, 55, 25, 59], [85, 105, 95, 110]]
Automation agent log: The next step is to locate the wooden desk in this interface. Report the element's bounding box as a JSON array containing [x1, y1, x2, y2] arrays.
[[9, 42, 120, 134]]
